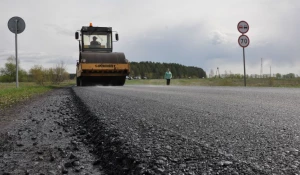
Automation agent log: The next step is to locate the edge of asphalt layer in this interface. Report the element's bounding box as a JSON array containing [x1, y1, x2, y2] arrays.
[[70, 87, 140, 174], [70, 87, 269, 175]]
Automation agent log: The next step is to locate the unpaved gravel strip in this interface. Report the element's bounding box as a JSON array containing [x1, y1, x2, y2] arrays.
[[0, 87, 104, 175]]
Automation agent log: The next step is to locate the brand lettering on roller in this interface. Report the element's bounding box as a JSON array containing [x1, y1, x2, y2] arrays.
[[95, 64, 115, 68]]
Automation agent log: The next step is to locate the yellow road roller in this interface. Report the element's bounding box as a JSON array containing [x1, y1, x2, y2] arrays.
[[75, 23, 130, 86]]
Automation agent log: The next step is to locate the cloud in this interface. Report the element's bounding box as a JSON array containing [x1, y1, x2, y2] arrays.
[[1, 0, 300, 75], [210, 31, 228, 45], [45, 24, 74, 37]]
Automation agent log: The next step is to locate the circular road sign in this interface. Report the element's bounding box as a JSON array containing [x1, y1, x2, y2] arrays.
[[237, 21, 249, 34], [238, 35, 250, 48], [8, 16, 26, 34]]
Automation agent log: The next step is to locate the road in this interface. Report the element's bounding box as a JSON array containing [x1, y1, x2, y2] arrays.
[[2, 85, 300, 174], [72, 85, 300, 174]]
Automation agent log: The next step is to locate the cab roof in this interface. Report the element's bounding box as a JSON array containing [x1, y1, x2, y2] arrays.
[[81, 26, 112, 32]]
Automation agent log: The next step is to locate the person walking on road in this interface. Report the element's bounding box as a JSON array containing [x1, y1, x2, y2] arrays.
[[164, 68, 172, 85]]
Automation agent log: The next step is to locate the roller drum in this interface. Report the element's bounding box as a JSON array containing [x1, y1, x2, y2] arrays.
[[78, 52, 128, 86]]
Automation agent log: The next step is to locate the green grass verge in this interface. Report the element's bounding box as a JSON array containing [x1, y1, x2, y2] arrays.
[[125, 78, 300, 87], [0, 81, 75, 109]]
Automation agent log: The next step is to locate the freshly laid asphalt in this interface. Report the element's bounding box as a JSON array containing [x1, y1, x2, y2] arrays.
[[2, 85, 300, 174], [72, 85, 300, 174]]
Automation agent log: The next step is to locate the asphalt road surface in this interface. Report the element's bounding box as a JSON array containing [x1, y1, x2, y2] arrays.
[[2, 85, 300, 174], [72, 85, 300, 174]]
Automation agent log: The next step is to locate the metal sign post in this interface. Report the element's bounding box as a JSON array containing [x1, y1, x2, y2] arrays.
[[243, 47, 246, 86], [15, 20, 19, 88], [237, 21, 250, 87], [7, 16, 26, 88]]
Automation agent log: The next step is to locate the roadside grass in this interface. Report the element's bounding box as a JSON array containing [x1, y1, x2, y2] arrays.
[[125, 78, 300, 87], [0, 80, 75, 109]]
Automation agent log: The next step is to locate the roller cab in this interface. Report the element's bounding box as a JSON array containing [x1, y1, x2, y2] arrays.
[[75, 24, 130, 86]]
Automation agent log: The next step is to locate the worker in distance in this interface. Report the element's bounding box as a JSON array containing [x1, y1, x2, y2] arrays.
[[164, 68, 172, 85]]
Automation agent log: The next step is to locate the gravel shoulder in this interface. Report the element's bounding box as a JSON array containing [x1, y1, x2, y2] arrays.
[[0, 87, 104, 175]]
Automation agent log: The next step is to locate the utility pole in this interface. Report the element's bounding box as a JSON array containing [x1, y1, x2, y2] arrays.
[[260, 58, 263, 78], [270, 66, 271, 78]]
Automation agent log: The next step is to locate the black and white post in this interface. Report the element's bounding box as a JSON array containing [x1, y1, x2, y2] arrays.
[[237, 21, 250, 87], [7, 16, 26, 88]]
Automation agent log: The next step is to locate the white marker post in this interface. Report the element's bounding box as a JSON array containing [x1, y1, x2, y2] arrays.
[[7, 16, 26, 88], [237, 21, 250, 87]]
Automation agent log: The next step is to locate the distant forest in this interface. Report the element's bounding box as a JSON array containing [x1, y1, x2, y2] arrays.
[[129, 61, 206, 79]]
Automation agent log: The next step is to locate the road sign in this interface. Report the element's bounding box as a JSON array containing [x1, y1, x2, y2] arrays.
[[8, 16, 26, 34], [7, 16, 26, 88], [237, 21, 250, 87], [237, 21, 249, 34], [238, 35, 250, 48]]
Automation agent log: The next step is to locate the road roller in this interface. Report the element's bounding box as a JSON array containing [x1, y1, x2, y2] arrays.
[[75, 23, 130, 86]]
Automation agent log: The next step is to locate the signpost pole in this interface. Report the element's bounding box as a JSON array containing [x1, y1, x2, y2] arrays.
[[243, 47, 246, 86], [15, 19, 19, 88]]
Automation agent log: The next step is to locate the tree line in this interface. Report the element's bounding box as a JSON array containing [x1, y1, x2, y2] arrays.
[[129, 61, 206, 79], [0, 56, 69, 85]]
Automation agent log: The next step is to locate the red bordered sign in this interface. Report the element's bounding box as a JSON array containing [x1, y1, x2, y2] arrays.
[[237, 21, 249, 34], [238, 35, 250, 48]]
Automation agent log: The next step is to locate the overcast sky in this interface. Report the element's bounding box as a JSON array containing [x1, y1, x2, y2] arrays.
[[1, 0, 300, 75]]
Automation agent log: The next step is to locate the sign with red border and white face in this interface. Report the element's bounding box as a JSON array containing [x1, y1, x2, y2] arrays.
[[238, 35, 250, 48], [237, 21, 249, 34]]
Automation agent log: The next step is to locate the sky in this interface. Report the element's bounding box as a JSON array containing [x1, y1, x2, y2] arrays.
[[0, 0, 300, 76]]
